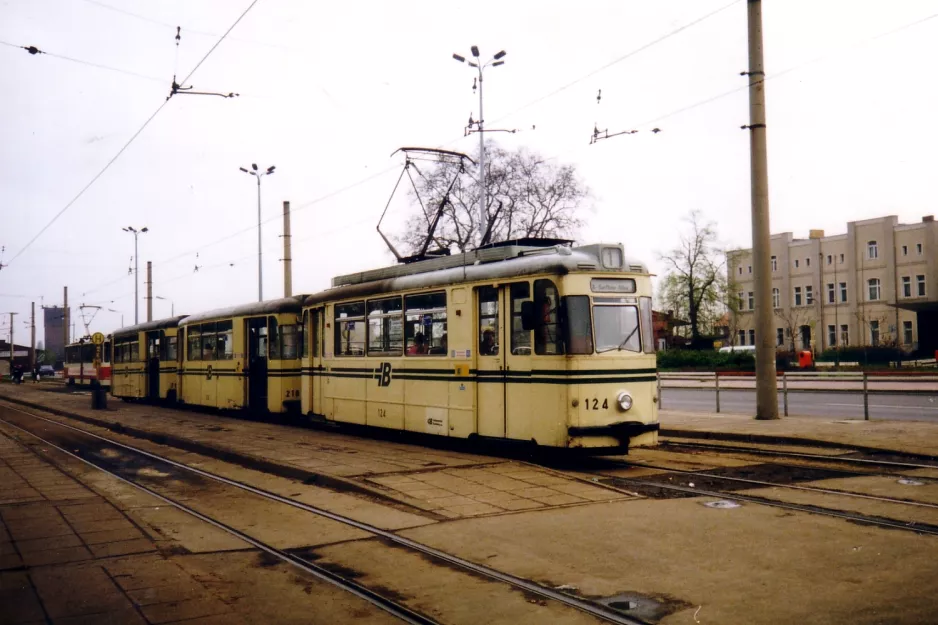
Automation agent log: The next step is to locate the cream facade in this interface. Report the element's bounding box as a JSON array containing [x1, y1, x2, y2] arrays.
[[727, 215, 938, 355]]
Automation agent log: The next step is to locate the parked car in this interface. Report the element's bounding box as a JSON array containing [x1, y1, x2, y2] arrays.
[[39, 364, 55, 378]]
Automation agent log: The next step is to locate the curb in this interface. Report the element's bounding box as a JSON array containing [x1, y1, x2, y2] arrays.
[[0, 393, 444, 519], [659, 427, 938, 461]]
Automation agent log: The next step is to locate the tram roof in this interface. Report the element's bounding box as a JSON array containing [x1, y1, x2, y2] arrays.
[[179, 295, 305, 325], [305, 243, 648, 306], [112, 315, 189, 338]]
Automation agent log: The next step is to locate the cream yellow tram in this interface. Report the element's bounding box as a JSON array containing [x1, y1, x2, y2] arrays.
[[176, 297, 305, 413], [301, 241, 658, 450], [111, 317, 187, 401]]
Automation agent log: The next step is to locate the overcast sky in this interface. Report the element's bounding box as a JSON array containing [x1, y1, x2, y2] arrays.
[[2, 0, 938, 340]]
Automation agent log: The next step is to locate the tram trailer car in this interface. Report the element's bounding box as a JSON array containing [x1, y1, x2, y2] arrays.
[[65, 338, 112, 387], [177, 296, 305, 414], [301, 241, 659, 451], [111, 316, 188, 402]]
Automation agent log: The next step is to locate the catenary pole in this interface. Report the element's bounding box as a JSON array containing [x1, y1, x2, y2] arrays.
[[747, 0, 779, 419], [282, 201, 292, 298], [146, 261, 153, 322]]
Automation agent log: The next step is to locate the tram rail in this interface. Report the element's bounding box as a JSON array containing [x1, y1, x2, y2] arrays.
[[0, 401, 651, 625]]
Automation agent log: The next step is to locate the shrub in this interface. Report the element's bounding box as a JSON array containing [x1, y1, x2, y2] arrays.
[[656, 349, 755, 371], [816, 346, 902, 364]]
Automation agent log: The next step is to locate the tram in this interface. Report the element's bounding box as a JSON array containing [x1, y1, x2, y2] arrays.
[[300, 240, 659, 450], [111, 316, 187, 401], [64, 337, 112, 387], [175, 297, 305, 413]]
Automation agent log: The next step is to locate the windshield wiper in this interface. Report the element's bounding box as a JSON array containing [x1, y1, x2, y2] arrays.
[[617, 325, 639, 351]]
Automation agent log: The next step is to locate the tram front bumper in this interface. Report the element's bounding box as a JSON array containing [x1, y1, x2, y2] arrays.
[[567, 420, 660, 446]]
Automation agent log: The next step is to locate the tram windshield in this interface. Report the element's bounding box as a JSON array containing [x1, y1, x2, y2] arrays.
[[593, 305, 641, 353]]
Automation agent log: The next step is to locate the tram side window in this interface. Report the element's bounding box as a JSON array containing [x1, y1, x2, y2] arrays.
[[510, 283, 532, 355], [81, 343, 95, 362], [164, 335, 178, 361], [312, 310, 321, 358], [268, 318, 280, 359], [405, 292, 447, 356], [368, 297, 403, 356], [277, 322, 299, 360], [534, 280, 563, 355], [130, 341, 139, 362], [104, 341, 112, 363], [300, 311, 308, 359], [200, 322, 217, 361], [216, 320, 233, 360], [564, 296, 594, 355], [335, 302, 366, 356], [478, 287, 498, 356], [187, 326, 201, 361]]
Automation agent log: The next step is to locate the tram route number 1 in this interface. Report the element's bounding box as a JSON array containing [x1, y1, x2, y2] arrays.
[[584, 398, 608, 410]]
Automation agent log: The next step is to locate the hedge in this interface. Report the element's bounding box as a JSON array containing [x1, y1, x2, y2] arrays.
[[816, 346, 903, 364], [656, 349, 755, 371]]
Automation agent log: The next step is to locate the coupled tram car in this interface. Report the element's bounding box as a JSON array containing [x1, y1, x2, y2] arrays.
[[110, 240, 659, 451]]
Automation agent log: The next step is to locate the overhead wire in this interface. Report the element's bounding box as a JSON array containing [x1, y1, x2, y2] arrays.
[[0, 40, 165, 83], [6, 0, 261, 267]]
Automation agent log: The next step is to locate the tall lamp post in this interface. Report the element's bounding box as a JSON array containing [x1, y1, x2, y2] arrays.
[[155, 296, 174, 317], [452, 46, 506, 235], [122, 226, 148, 325], [239, 164, 276, 302]]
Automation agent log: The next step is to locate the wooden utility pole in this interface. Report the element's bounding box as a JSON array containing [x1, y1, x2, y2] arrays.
[[63, 286, 69, 347], [282, 201, 293, 297], [746, 0, 779, 419]]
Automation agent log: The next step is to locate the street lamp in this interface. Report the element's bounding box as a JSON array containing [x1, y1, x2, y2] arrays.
[[452, 46, 506, 237], [122, 226, 148, 324], [154, 296, 174, 317], [239, 163, 276, 302]]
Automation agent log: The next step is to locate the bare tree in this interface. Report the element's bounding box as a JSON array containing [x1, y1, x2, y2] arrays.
[[400, 142, 590, 253], [777, 307, 813, 352], [657, 211, 725, 345]]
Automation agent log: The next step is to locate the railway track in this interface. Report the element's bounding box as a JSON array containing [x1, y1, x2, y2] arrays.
[[0, 401, 650, 625]]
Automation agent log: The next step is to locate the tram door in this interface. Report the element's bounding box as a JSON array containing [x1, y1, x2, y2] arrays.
[[246, 317, 269, 411], [476, 286, 506, 437], [309, 308, 323, 415], [146, 331, 160, 401]]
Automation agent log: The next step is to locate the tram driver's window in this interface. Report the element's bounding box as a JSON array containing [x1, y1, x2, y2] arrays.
[[478, 286, 499, 356], [534, 279, 563, 355], [510, 283, 532, 355]]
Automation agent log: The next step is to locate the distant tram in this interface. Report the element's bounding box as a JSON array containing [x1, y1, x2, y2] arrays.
[[64, 337, 112, 387]]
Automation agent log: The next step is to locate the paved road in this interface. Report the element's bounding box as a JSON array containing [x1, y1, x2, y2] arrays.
[[660, 388, 938, 421]]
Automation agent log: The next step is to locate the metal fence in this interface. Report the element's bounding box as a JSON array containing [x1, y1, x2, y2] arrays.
[[657, 371, 938, 420]]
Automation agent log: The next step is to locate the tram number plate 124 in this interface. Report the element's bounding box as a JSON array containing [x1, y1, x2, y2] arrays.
[[584, 398, 608, 410]]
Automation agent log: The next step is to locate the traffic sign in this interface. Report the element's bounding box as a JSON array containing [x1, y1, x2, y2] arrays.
[[91, 332, 105, 345]]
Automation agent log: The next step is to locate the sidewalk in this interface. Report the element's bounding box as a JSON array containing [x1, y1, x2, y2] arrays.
[[660, 409, 938, 457]]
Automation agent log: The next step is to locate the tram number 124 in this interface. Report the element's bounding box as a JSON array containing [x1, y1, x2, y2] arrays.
[[584, 398, 608, 410]]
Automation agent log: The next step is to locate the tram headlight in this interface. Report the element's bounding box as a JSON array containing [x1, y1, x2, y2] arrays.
[[617, 391, 633, 411]]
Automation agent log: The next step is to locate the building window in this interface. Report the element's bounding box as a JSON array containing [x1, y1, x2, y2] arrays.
[[826, 254, 832, 265], [839, 253, 845, 263], [870, 320, 880, 345], [827, 283, 835, 304], [917, 243, 923, 255], [828, 325, 836, 348], [794, 259, 800, 268], [902, 245, 908, 256], [772, 288, 779, 309], [868, 278, 881, 301], [794, 286, 802, 306], [839, 282, 847, 302], [748, 265, 752, 274], [903, 321, 913, 345], [868, 241, 878, 259], [840, 324, 849, 346], [806, 257, 811, 267], [738, 266, 742, 275], [748, 329, 755, 346], [771, 255, 777, 271], [738, 329, 746, 346], [738, 291, 745, 310], [902, 276, 911, 298], [777, 328, 784, 346], [805, 285, 813, 305], [917, 274, 926, 297], [747, 291, 754, 310]]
